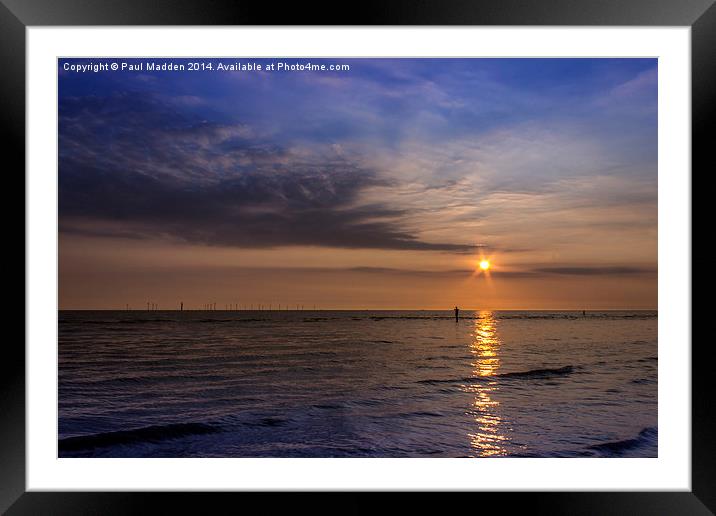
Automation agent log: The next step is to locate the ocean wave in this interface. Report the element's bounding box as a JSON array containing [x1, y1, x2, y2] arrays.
[[637, 356, 658, 362], [312, 403, 343, 410], [398, 410, 445, 418], [58, 422, 220, 452], [630, 377, 656, 384], [240, 416, 290, 428], [418, 365, 577, 385], [196, 318, 264, 323], [497, 365, 575, 379], [586, 427, 657, 455]]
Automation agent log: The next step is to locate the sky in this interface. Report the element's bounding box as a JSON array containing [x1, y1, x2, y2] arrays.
[[58, 58, 657, 310]]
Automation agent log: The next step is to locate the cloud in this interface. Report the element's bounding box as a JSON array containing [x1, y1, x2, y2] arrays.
[[176, 264, 655, 279], [607, 67, 658, 100], [59, 92, 478, 252], [58, 60, 657, 261], [352, 265, 657, 278], [531, 266, 656, 276]]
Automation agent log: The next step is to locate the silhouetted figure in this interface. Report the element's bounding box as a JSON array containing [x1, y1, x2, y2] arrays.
[[454, 306, 459, 322], [180, 302, 183, 311], [582, 310, 586, 317]]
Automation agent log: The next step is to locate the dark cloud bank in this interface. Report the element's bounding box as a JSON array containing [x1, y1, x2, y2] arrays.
[[59, 92, 475, 252], [343, 266, 656, 278]]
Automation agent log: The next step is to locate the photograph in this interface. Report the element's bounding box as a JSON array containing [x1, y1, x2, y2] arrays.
[[58, 57, 658, 459]]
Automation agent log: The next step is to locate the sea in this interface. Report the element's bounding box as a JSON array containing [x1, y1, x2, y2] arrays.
[[58, 310, 658, 458]]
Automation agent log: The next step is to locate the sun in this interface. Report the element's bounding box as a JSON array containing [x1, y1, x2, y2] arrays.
[[479, 259, 491, 271]]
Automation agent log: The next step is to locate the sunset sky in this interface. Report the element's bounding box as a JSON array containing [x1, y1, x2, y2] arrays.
[[58, 58, 657, 310]]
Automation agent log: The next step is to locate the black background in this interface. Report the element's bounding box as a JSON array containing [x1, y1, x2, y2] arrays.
[[3, 0, 711, 514]]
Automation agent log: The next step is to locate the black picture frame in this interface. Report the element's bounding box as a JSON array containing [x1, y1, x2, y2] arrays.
[[4, 0, 710, 513]]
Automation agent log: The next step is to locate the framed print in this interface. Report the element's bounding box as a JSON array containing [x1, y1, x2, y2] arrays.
[[5, 0, 711, 513]]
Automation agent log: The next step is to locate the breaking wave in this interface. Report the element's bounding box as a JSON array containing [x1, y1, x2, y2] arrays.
[[59, 422, 220, 452], [418, 365, 577, 385]]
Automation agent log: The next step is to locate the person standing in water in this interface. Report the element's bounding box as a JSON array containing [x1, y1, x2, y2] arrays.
[[454, 306, 459, 322]]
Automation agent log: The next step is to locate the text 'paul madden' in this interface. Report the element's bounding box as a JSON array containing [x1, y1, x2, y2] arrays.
[[62, 60, 351, 74]]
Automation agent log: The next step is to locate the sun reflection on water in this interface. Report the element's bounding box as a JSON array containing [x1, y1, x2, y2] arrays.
[[466, 311, 508, 457]]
